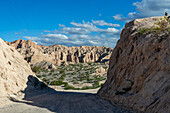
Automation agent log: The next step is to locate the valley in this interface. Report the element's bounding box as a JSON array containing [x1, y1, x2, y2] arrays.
[[32, 62, 108, 90]]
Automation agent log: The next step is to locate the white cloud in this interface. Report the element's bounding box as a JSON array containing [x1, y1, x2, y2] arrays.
[[67, 21, 120, 34], [61, 27, 91, 34], [70, 21, 94, 28], [105, 28, 119, 33], [113, 15, 124, 20], [23, 36, 40, 40], [44, 34, 68, 39], [98, 28, 120, 34], [113, 0, 170, 21], [23, 20, 121, 48], [92, 20, 120, 27], [59, 24, 65, 27], [43, 30, 51, 33]]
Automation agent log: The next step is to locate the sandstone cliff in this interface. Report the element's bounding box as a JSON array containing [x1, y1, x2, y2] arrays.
[[98, 16, 170, 113], [6, 40, 113, 65], [0, 38, 45, 97]]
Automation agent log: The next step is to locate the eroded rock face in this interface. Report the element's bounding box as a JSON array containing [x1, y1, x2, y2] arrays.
[[0, 38, 45, 97], [6, 40, 113, 65], [98, 17, 170, 113], [33, 60, 57, 69]]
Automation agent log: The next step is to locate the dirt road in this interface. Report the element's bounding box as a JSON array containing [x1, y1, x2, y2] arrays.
[[0, 89, 133, 113]]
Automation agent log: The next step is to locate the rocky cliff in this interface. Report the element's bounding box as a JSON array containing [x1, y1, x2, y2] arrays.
[[98, 16, 170, 113], [0, 38, 45, 97], [6, 39, 113, 65]]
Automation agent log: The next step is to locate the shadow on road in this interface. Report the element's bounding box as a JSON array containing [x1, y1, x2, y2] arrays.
[[10, 75, 133, 113]]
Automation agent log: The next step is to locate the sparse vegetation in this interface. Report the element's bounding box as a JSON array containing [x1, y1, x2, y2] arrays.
[[136, 16, 170, 37], [33, 62, 108, 90], [31, 66, 41, 73], [50, 80, 68, 86]]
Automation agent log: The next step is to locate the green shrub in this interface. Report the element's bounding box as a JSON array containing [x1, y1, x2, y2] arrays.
[[50, 80, 68, 86], [58, 73, 66, 81], [48, 72, 53, 75], [136, 16, 170, 37], [53, 73, 58, 76], [64, 84, 75, 90], [31, 66, 41, 73], [51, 69, 55, 72], [93, 81, 99, 86], [81, 86, 91, 90], [138, 28, 151, 36], [59, 70, 65, 74], [71, 72, 77, 75], [42, 78, 48, 82], [36, 75, 41, 78], [42, 74, 47, 77], [73, 81, 79, 84]]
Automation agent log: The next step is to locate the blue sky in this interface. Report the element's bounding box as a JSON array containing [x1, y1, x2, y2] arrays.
[[0, 0, 169, 47]]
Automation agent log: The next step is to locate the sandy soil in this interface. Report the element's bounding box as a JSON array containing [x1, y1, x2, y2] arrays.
[[0, 89, 133, 113]]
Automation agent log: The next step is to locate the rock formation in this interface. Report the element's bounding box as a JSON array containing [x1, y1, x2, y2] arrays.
[[6, 40, 113, 66], [98, 16, 170, 113], [0, 38, 45, 97], [33, 60, 57, 69], [96, 66, 106, 74]]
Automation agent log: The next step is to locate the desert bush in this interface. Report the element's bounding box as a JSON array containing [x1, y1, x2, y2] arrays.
[[42, 78, 48, 82], [42, 74, 47, 77], [81, 86, 91, 90], [36, 74, 41, 78], [71, 72, 77, 75], [64, 84, 75, 90], [73, 81, 79, 84], [53, 73, 58, 76], [59, 70, 65, 74], [31, 66, 41, 73], [136, 16, 170, 37], [50, 80, 68, 86], [48, 72, 53, 75], [51, 69, 55, 72], [58, 74, 65, 81]]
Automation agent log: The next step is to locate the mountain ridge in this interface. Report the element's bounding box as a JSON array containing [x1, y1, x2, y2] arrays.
[[5, 39, 113, 66]]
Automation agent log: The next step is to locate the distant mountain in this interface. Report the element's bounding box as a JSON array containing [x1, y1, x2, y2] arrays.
[[6, 39, 113, 66]]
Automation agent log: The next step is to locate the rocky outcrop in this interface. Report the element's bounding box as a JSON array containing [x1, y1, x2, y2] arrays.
[[0, 38, 45, 97], [5, 39, 43, 49], [33, 60, 57, 69], [6, 40, 113, 65], [96, 66, 106, 74], [98, 16, 170, 113]]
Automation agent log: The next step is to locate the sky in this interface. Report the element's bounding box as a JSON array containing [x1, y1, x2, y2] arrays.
[[0, 0, 170, 47]]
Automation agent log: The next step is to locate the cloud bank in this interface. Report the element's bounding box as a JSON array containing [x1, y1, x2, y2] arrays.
[[23, 20, 121, 48]]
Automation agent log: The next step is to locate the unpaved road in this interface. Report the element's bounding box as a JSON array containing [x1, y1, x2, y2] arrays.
[[0, 89, 133, 113]]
